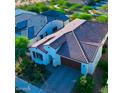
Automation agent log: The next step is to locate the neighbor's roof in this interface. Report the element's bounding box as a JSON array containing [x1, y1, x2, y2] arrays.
[[31, 19, 108, 63], [68, 0, 85, 4], [15, 9, 36, 16], [41, 10, 69, 21], [15, 9, 55, 36]]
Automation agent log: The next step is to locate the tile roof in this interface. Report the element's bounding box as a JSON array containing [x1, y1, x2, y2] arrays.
[[15, 9, 55, 36], [41, 10, 69, 21], [74, 21, 108, 43], [15, 9, 36, 16], [31, 19, 108, 63]]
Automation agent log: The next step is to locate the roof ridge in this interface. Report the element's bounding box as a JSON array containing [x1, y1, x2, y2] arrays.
[[72, 31, 89, 63], [81, 41, 102, 46]]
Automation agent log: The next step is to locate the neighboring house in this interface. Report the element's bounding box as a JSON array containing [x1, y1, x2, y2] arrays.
[[15, 9, 69, 43], [68, 0, 94, 4], [29, 19, 108, 75], [41, 10, 69, 25]]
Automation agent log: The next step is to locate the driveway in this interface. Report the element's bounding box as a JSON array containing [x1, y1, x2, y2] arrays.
[[41, 65, 81, 93]]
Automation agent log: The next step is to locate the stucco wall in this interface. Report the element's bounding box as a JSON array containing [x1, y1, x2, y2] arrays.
[[64, 20, 69, 25], [88, 46, 103, 74], [36, 20, 64, 40], [16, 20, 64, 41], [29, 47, 50, 65], [81, 63, 88, 75], [44, 45, 61, 67]]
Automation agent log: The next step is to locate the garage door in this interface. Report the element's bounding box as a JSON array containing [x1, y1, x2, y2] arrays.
[[61, 57, 81, 71]]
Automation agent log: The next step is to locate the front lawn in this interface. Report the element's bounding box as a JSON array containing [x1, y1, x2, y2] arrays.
[[16, 57, 51, 88]]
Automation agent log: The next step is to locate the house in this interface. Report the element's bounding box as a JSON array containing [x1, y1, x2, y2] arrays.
[[29, 19, 108, 75], [68, 0, 94, 4], [15, 9, 69, 43], [41, 10, 69, 25]]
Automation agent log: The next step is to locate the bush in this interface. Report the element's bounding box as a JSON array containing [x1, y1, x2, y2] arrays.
[[101, 85, 108, 93], [99, 4, 108, 11], [98, 61, 108, 72], [81, 6, 92, 12], [15, 36, 29, 60], [96, 15, 108, 23], [78, 13, 93, 20], [68, 4, 81, 11], [98, 61, 108, 86], [50, 0, 56, 5], [19, 2, 49, 13], [94, 0, 101, 3], [102, 72, 108, 86], [75, 75, 94, 93], [70, 13, 80, 20], [102, 47, 106, 54]]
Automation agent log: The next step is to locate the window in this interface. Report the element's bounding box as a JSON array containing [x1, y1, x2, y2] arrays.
[[46, 32, 48, 36], [40, 35, 43, 39], [28, 26, 34, 39], [32, 52, 36, 58], [38, 54, 43, 61], [53, 26, 57, 32], [33, 52, 43, 61], [35, 53, 39, 58], [16, 20, 27, 30]]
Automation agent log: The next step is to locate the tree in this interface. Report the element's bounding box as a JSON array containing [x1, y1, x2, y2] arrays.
[[15, 36, 29, 62], [96, 15, 108, 23]]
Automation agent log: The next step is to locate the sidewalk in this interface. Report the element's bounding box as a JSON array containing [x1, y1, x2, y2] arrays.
[[16, 77, 46, 93]]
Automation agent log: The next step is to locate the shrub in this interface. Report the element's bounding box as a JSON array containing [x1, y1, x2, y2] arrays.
[[76, 75, 94, 93], [99, 4, 108, 11], [81, 6, 92, 12], [94, 0, 101, 3], [102, 47, 106, 54], [98, 61, 108, 72], [19, 2, 49, 13], [70, 13, 80, 20], [68, 4, 82, 11], [50, 0, 56, 5], [78, 13, 93, 20], [96, 15, 108, 23], [15, 36, 29, 61], [102, 72, 108, 86], [101, 85, 108, 93], [98, 61, 108, 86]]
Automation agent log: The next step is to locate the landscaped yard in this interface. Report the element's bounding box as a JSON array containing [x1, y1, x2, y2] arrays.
[[16, 0, 108, 22], [16, 57, 51, 88]]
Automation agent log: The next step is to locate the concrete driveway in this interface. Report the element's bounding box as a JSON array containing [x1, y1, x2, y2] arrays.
[[41, 65, 81, 93]]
